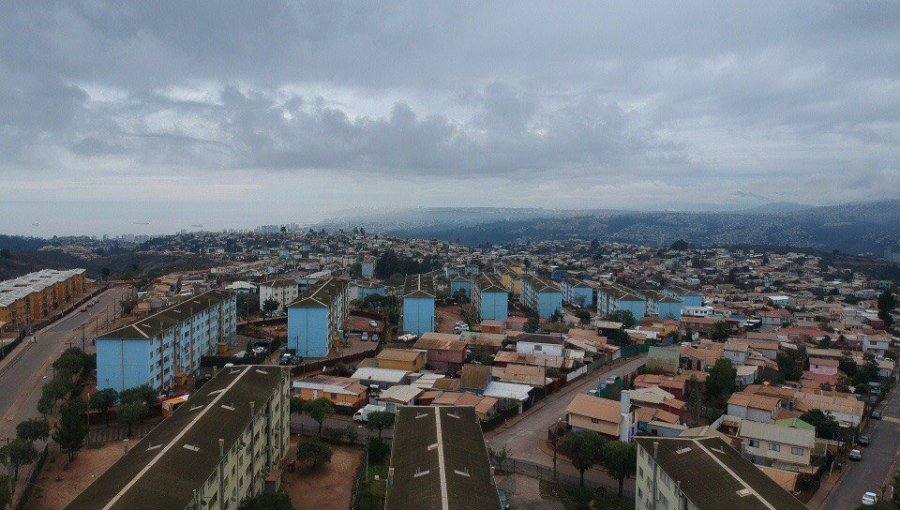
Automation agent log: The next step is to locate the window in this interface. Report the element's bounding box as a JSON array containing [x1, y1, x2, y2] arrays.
[[534, 345, 542, 352], [748, 439, 759, 448], [591, 418, 599, 424], [769, 443, 781, 452], [791, 447, 804, 456]]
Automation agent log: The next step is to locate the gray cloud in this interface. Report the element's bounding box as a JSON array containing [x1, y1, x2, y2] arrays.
[[0, 0, 898, 234]]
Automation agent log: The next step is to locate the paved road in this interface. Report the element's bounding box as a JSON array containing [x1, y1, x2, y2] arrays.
[[0, 286, 131, 440], [824, 384, 900, 510], [487, 355, 647, 463]]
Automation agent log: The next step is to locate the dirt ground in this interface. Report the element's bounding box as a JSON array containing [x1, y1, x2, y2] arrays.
[[437, 305, 464, 333], [27, 443, 125, 510], [495, 473, 565, 510], [282, 438, 365, 510]]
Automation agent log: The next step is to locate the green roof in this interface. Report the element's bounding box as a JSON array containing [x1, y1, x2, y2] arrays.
[[776, 417, 816, 431]]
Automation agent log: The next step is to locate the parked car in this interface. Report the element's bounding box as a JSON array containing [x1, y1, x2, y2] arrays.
[[252, 346, 266, 356], [861, 491, 878, 506], [849, 449, 862, 461], [369, 320, 378, 328], [361, 332, 369, 341], [872, 410, 882, 420], [279, 354, 292, 366], [353, 404, 388, 422], [80, 305, 88, 312], [290, 355, 303, 365], [497, 489, 510, 510], [858, 435, 870, 446]]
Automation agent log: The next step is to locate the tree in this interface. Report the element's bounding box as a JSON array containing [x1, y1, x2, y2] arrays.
[[777, 346, 807, 382], [669, 240, 689, 251], [561, 431, 604, 487], [524, 316, 541, 333], [608, 310, 636, 329], [16, 418, 50, 442], [120, 385, 157, 407], [488, 446, 510, 472], [368, 437, 391, 464], [877, 289, 896, 329], [0, 439, 37, 480], [53, 400, 88, 462], [601, 441, 637, 497], [575, 309, 591, 325], [303, 398, 335, 434], [89, 388, 119, 427], [237, 493, 293, 510], [296, 437, 332, 469], [800, 410, 846, 441], [262, 297, 280, 316], [705, 358, 736, 408], [101, 267, 111, 280], [709, 321, 730, 342], [365, 411, 395, 439], [0, 475, 10, 509], [685, 376, 704, 424], [549, 309, 563, 323], [119, 402, 148, 437]]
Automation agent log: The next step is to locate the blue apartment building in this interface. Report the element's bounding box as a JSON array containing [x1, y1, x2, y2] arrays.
[[521, 274, 563, 319], [644, 290, 684, 319], [560, 277, 594, 308], [665, 286, 704, 308], [96, 291, 237, 393], [596, 282, 646, 321], [450, 277, 473, 300], [402, 274, 436, 336], [473, 273, 509, 321], [288, 277, 348, 359]]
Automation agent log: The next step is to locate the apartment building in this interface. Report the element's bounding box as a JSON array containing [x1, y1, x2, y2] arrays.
[[287, 277, 348, 358], [385, 406, 502, 510], [597, 282, 646, 321], [257, 278, 299, 313], [66, 366, 291, 510], [402, 274, 436, 336], [634, 437, 806, 510], [96, 290, 236, 393], [449, 276, 473, 299], [520, 274, 562, 319], [644, 290, 683, 320], [560, 277, 594, 308], [0, 268, 86, 330], [472, 272, 509, 322]]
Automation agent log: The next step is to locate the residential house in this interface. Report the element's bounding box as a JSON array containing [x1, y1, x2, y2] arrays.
[[414, 333, 468, 374], [293, 375, 368, 410], [566, 393, 635, 442], [738, 421, 815, 471], [727, 393, 783, 424], [515, 333, 566, 358], [376, 348, 426, 372]]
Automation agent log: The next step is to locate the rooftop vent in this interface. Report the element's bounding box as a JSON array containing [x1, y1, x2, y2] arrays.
[[183, 444, 200, 452], [675, 447, 691, 455], [413, 468, 431, 478], [221, 404, 235, 411], [736, 489, 752, 497]]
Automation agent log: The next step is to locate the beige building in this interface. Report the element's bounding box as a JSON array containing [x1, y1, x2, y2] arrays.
[[634, 437, 807, 510], [66, 366, 291, 510], [566, 393, 635, 442], [738, 420, 815, 470], [258, 278, 299, 313]]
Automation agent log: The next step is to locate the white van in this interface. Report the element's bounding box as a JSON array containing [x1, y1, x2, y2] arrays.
[[353, 404, 388, 422]]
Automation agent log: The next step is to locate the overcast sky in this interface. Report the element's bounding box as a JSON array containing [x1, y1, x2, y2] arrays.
[[1, 1, 899, 236]]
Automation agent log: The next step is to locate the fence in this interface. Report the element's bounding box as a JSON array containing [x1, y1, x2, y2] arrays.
[[14, 445, 49, 510], [492, 457, 634, 500]]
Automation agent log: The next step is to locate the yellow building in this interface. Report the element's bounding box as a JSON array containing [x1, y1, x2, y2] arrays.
[[0, 269, 87, 330], [293, 374, 369, 409], [376, 348, 426, 372]]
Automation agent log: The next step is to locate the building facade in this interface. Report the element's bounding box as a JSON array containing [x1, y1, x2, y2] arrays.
[[96, 291, 236, 393], [402, 274, 436, 336], [258, 278, 299, 313], [287, 277, 348, 359], [561, 278, 594, 308], [473, 273, 509, 322], [0, 269, 86, 332], [66, 366, 291, 510], [520, 275, 562, 319]]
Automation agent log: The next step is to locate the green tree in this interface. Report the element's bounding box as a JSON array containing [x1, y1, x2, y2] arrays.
[[262, 297, 280, 316], [304, 398, 335, 434], [561, 431, 604, 487], [800, 410, 846, 441], [608, 310, 636, 329], [119, 402, 148, 437], [0, 439, 38, 480], [53, 400, 88, 462], [296, 437, 332, 469], [575, 309, 591, 325], [53, 347, 91, 375], [601, 441, 637, 497], [524, 316, 541, 333], [685, 376, 704, 424], [120, 385, 157, 407], [705, 358, 736, 408], [238, 492, 293, 510], [89, 388, 119, 427], [16, 418, 50, 442], [777, 346, 807, 382], [367, 437, 391, 464], [364, 411, 395, 439], [0, 475, 10, 509], [101, 267, 111, 280], [709, 321, 730, 342], [877, 288, 896, 328]]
